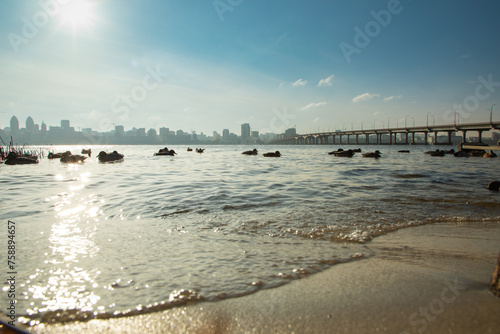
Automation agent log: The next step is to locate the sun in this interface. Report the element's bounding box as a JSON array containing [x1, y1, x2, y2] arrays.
[[59, 0, 96, 32]]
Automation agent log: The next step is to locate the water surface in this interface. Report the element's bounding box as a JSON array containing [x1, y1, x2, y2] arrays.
[[1, 144, 499, 325]]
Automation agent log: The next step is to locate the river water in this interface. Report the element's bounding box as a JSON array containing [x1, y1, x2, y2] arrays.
[[1, 144, 499, 326]]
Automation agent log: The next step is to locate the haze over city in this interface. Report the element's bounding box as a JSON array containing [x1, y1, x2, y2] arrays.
[[1, 0, 500, 135]]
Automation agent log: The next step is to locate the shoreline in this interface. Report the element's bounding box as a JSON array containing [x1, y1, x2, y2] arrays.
[[26, 222, 500, 333]]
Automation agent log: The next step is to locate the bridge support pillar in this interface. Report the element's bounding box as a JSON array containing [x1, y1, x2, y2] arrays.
[[365, 134, 369, 144], [446, 131, 452, 145], [355, 134, 359, 144], [478, 130, 483, 143], [462, 130, 468, 143]]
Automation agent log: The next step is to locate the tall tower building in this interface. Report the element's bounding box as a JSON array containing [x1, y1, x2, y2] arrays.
[[26, 116, 35, 133], [61, 120, 70, 129], [241, 123, 250, 141], [10, 116, 19, 133]]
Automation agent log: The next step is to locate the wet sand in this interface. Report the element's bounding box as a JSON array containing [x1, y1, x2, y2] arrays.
[[30, 222, 500, 334]]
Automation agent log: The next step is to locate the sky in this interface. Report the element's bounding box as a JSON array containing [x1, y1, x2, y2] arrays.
[[1, 0, 500, 136]]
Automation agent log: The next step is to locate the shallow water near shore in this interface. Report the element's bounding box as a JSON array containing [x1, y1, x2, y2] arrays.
[[1, 144, 499, 326]]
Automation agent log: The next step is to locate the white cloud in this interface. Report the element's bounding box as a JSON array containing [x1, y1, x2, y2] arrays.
[[292, 79, 308, 87], [352, 93, 380, 103], [318, 75, 334, 87], [300, 102, 327, 111], [383, 95, 402, 102]]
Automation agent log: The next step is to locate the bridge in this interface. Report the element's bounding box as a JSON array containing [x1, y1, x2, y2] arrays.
[[276, 121, 500, 146]]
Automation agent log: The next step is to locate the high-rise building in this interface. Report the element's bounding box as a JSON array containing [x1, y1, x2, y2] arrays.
[[222, 129, 229, 142], [61, 120, 70, 129], [26, 116, 35, 133], [41, 122, 47, 132], [241, 123, 250, 141], [115, 125, 125, 136], [10, 116, 19, 133]]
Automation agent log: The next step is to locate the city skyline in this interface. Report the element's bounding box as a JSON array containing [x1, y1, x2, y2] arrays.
[[3, 113, 498, 147], [1, 1, 500, 135], [1, 114, 296, 145]]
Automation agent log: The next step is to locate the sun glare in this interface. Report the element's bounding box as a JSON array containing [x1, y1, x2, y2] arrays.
[[59, 0, 96, 32]]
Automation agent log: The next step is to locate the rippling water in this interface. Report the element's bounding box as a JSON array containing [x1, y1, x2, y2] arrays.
[[1, 144, 499, 325]]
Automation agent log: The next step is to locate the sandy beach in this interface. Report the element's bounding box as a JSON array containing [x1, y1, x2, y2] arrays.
[[18, 222, 500, 333]]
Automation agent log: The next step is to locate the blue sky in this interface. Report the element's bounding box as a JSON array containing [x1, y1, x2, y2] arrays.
[[1, 0, 500, 135]]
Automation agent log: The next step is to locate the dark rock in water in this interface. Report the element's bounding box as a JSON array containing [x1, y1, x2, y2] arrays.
[[490, 253, 500, 297], [488, 181, 500, 191]]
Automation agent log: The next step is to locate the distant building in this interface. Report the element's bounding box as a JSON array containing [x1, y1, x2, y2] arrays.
[[136, 128, 146, 136], [159, 127, 170, 137], [115, 125, 125, 136], [284, 127, 296, 138], [26, 116, 35, 133], [10, 116, 19, 133], [241, 123, 250, 142], [222, 129, 229, 142], [61, 120, 70, 130], [49, 126, 62, 137], [251, 131, 259, 139], [41, 122, 47, 132], [147, 128, 157, 137]]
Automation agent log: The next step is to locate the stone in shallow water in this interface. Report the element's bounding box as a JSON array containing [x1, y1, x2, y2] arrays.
[[487, 181, 500, 191]]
